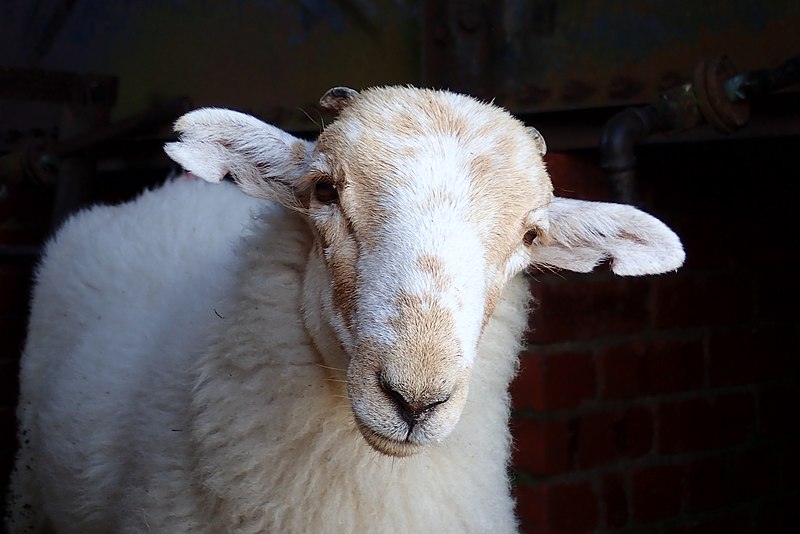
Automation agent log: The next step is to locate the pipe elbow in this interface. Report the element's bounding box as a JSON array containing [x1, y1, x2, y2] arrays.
[[600, 107, 648, 174]]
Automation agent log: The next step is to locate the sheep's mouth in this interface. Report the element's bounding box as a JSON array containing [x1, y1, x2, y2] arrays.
[[353, 418, 422, 458]]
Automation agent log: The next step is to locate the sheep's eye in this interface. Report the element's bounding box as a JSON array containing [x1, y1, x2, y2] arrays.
[[523, 228, 538, 247], [314, 179, 339, 204]]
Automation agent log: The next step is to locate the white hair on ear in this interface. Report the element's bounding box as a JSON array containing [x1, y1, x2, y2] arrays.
[[531, 197, 685, 276], [164, 108, 314, 207]]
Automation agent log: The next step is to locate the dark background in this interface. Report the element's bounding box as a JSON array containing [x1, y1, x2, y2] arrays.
[[2, 2, 799, 532]]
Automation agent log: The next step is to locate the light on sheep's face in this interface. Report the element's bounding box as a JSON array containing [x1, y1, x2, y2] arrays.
[[304, 87, 553, 457]]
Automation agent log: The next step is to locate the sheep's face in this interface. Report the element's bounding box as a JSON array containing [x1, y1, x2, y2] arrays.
[[307, 88, 551, 456], [165, 86, 684, 458]]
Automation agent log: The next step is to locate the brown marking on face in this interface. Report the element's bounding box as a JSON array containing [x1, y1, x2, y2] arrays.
[[460, 115, 554, 282], [471, 121, 498, 143], [391, 112, 424, 139], [313, 208, 359, 332], [415, 254, 452, 292], [482, 281, 504, 328], [468, 153, 493, 181], [387, 292, 462, 380], [329, 251, 358, 331], [315, 132, 408, 251], [419, 188, 460, 213], [290, 140, 307, 166], [416, 93, 472, 139], [397, 145, 419, 159]]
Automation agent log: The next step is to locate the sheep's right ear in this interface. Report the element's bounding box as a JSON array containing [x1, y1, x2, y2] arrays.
[[164, 108, 314, 206]]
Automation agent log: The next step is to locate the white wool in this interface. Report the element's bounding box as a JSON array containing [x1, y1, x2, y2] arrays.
[[6, 178, 528, 533]]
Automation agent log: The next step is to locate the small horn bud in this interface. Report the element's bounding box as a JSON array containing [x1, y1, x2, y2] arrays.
[[526, 127, 547, 156], [320, 87, 359, 114]]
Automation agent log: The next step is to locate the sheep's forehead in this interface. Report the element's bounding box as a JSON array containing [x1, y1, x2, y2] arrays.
[[316, 88, 553, 260]]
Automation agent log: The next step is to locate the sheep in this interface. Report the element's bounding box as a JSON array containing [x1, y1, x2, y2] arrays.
[[6, 86, 685, 533]]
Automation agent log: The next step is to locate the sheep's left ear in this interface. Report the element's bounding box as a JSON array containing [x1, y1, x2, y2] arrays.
[[164, 108, 314, 206], [529, 197, 685, 276]]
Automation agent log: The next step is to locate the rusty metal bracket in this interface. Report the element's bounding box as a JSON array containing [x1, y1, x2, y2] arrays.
[[693, 56, 750, 134]]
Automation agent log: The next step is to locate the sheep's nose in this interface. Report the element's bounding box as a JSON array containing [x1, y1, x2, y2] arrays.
[[379, 378, 451, 428]]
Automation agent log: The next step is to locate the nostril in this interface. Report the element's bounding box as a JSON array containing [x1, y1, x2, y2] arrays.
[[378, 374, 451, 427], [379, 378, 415, 420]]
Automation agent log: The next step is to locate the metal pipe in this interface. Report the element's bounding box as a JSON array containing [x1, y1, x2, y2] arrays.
[[600, 54, 799, 204], [599, 98, 675, 204], [725, 54, 800, 101]]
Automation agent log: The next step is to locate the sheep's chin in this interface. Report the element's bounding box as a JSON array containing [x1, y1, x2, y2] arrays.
[[353, 418, 422, 458]]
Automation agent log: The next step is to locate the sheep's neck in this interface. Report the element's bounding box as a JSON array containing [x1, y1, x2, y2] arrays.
[[300, 244, 350, 375]]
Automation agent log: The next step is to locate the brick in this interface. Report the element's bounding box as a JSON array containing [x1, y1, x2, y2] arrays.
[[733, 446, 785, 501], [631, 463, 686, 522], [664, 511, 753, 534], [528, 277, 651, 344], [573, 406, 653, 469], [513, 483, 544, 533], [709, 327, 794, 387], [756, 382, 797, 438], [545, 152, 613, 201], [515, 480, 598, 534], [511, 416, 573, 476], [653, 272, 755, 330], [756, 272, 800, 324], [601, 472, 628, 529], [684, 455, 732, 512], [671, 212, 786, 272], [657, 393, 756, 454], [574, 410, 616, 469], [511, 350, 595, 411], [758, 493, 796, 534], [784, 435, 800, 482], [616, 406, 655, 459], [598, 338, 704, 400]]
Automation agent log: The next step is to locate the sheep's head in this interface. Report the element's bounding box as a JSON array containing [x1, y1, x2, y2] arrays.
[[165, 86, 684, 457]]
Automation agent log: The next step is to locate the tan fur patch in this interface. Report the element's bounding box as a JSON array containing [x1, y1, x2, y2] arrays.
[[316, 212, 359, 332], [329, 251, 357, 332], [388, 292, 461, 379], [482, 282, 504, 328], [415, 255, 452, 292], [290, 140, 307, 166]]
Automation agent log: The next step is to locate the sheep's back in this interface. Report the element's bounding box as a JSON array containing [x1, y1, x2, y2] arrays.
[[15, 177, 263, 530]]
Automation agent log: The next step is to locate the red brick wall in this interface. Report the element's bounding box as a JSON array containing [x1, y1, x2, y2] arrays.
[[511, 139, 799, 533]]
